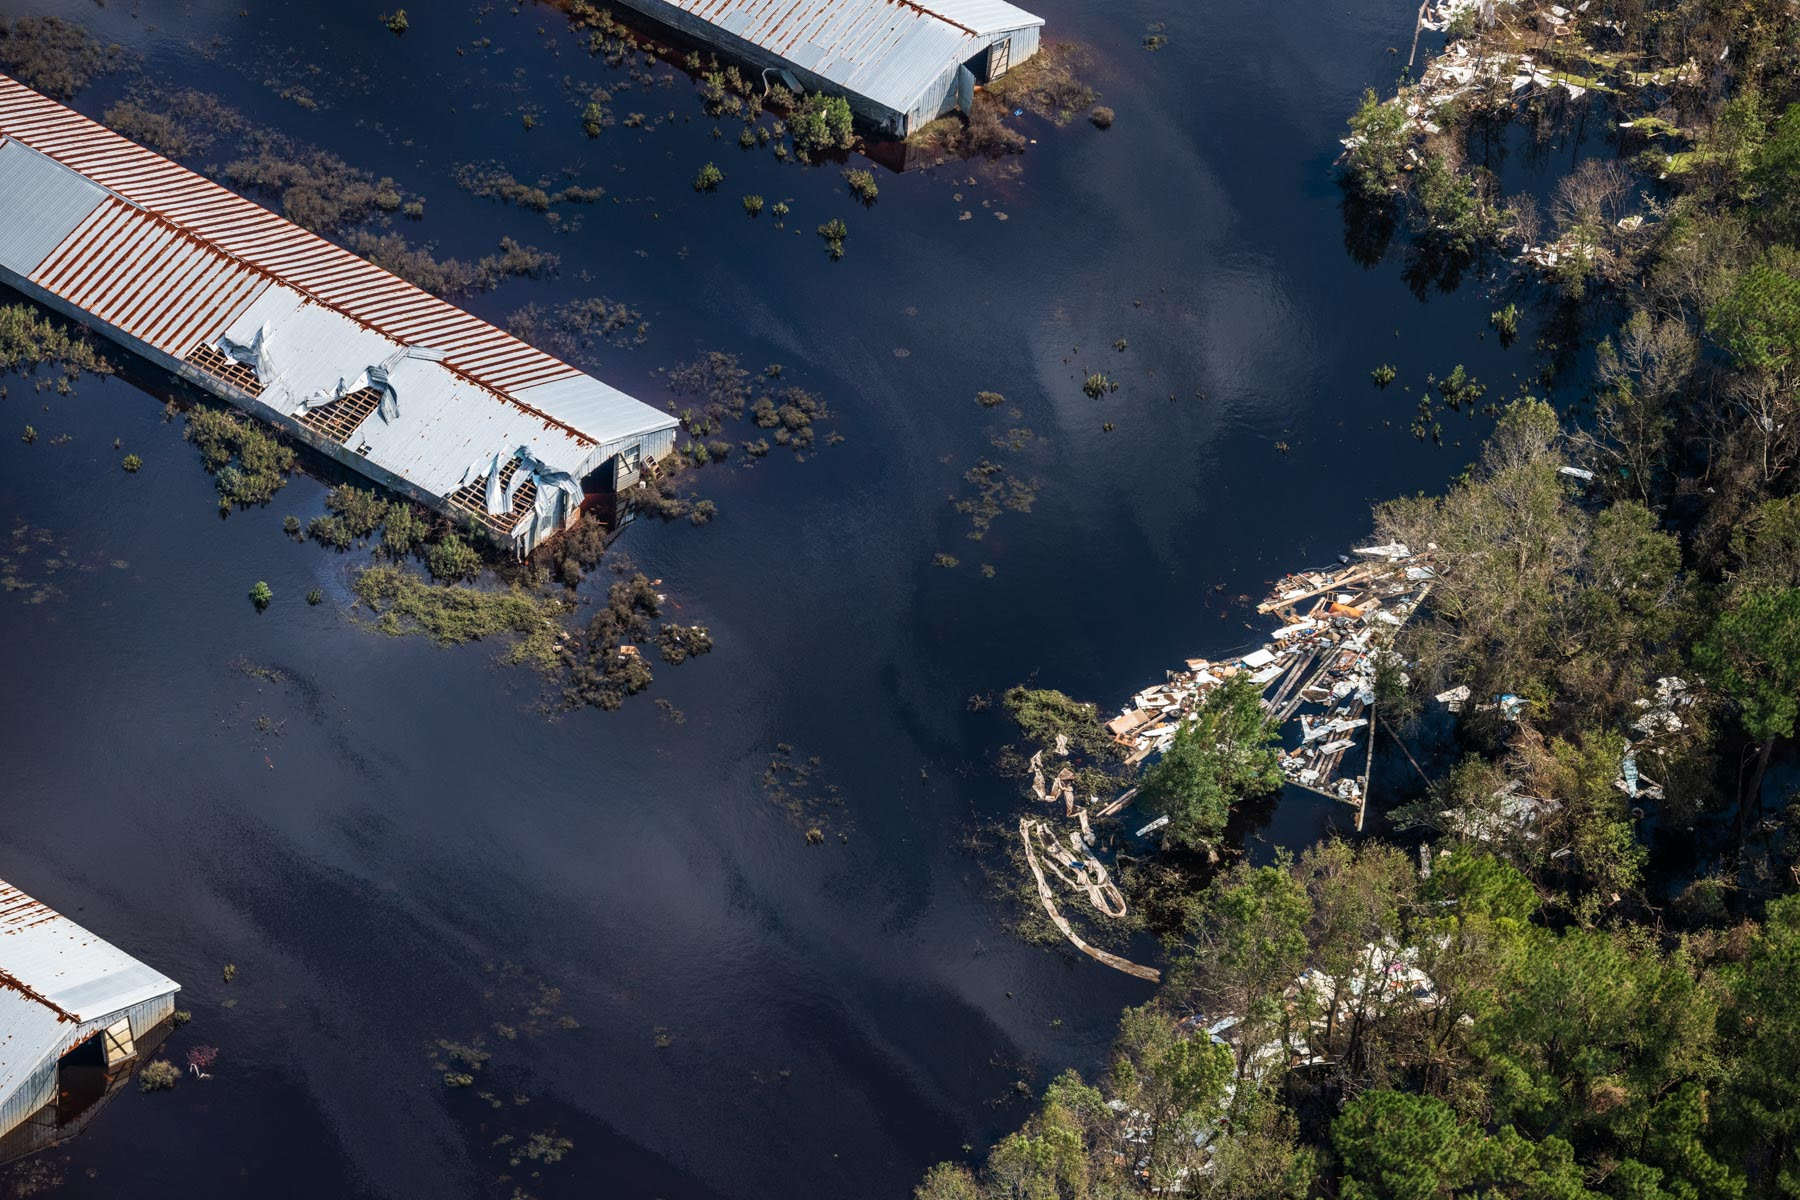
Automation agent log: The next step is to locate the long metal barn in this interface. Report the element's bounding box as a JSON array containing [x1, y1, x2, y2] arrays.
[[0, 879, 180, 1156], [0, 74, 678, 555], [611, 0, 1044, 136]]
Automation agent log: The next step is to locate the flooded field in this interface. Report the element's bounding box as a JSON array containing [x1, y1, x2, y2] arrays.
[[0, 0, 1554, 1195]]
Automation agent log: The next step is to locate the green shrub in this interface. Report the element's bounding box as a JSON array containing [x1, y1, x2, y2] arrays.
[[843, 168, 878, 204], [380, 9, 408, 33], [1371, 363, 1398, 386], [790, 93, 854, 155], [248, 581, 272, 610], [817, 218, 847, 259], [185, 409, 294, 506], [693, 161, 724, 191], [121, 453, 141, 472], [138, 1060, 180, 1092], [976, 391, 1005, 408], [742, 193, 764, 215], [425, 534, 483, 582]]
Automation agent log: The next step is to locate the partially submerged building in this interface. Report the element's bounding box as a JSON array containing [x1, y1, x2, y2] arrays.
[[0, 879, 180, 1155], [0, 74, 678, 554], [612, 0, 1044, 135]]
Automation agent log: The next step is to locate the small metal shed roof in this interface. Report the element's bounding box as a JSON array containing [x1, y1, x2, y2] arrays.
[[0, 881, 179, 1110], [645, 0, 1043, 114]]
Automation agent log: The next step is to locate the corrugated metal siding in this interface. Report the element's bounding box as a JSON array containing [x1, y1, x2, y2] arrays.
[[617, 0, 1041, 114], [0, 138, 104, 275]]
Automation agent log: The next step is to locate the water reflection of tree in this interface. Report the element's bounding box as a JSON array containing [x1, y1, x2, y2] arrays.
[[1339, 191, 1396, 268]]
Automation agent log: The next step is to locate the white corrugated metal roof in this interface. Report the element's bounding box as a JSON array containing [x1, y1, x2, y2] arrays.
[[216, 285, 603, 496], [0, 73, 677, 479], [636, 0, 1042, 113], [0, 880, 179, 1105]]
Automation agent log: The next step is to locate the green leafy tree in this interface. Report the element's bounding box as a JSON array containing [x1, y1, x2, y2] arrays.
[[1109, 1005, 1233, 1189], [1139, 673, 1282, 850], [1173, 862, 1310, 1082], [1695, 587, 1800, 832], [1705, 246, 1800, 379], [1333, 1090, 1468, 1200]]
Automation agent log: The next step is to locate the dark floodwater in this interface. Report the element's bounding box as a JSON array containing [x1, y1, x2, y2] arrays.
[[0, 0, 1547, 1195]]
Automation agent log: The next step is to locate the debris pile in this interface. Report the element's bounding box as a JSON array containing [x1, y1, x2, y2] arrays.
[[1107, 544, 1437, 822]]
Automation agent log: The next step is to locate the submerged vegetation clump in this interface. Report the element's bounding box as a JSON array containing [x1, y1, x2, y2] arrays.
[[562, 574, 665, 709], [344, 232, 557, 299], [353, 565, 569, 672], [0, 304, 112, 392], [0, 15, 132, 100], [184, 409, 295, 507], [453, 163, 606, 212], [987, 43, 1097, 126], [953, 459, 1037, 540], [506, 297, 648, 358]]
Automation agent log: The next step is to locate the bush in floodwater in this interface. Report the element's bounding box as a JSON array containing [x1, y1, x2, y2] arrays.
[[1082, 372, 1117, 398], [742, 193, 764, 216], [1090, 106, 1115, 129], [817, 218, 848, 260], [379, 9, 408, 34], [138, 1060, 180, 1092], [1371, 363, 1398, 386], [121, 453, 142, 472], [655, 622, 713, 664], [21, 425, 35, 443], [185, 408, 294, 506], [353, 565, 567, 671], [1491, 303, 1521, 345], [693, 162, 724, 191], [306, 588, 323, 606], [425, 533, 483, 583], [976, 391, 1005, 408], [381, 503, 428, 557], [581, 101, 609, 138], [843, 168, 878, 204], [790, 93, 854, 156], [771, 201, 790, 220], [249, 581, 272, 610]]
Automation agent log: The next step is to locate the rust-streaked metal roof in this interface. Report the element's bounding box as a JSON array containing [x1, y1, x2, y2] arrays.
[[0, 72, 575, 398], [622, 0, 1042, 114]]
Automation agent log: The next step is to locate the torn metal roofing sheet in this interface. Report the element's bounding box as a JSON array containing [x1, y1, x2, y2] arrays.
[[0, 880, 179, 1109], [639, 0, 1042, 112]]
